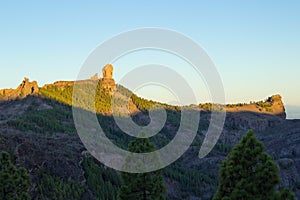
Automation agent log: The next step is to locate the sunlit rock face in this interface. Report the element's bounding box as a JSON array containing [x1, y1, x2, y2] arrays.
[[100, 64, 116, 94], [0, 78, 39, 100]]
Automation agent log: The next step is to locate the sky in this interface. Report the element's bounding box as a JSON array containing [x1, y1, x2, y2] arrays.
[[0, 1, 299, 118]]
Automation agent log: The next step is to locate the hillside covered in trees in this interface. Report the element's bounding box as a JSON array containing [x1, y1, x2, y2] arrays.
[[0, 78, 299, 199]]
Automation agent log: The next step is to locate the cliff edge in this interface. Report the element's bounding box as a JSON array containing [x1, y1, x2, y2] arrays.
[[226, 94, 286, 119]]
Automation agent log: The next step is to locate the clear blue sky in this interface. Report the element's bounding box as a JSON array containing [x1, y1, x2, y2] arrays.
[[0, 1, 299, 116]]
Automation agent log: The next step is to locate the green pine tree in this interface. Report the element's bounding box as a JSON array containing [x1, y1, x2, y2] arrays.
[[118, 137, 166, 200], [0, 151, 31, 200], [213, 130, 295, 200], [279, 188, 296, 200]]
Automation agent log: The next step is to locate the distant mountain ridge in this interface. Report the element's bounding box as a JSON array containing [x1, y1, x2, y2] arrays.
[[0, 75, 287, 134], [0, 77, 286, 119]]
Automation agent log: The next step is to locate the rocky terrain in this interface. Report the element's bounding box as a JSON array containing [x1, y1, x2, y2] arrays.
[[0, 77, 39, 100], [0, 71, 299, 199], [226, 94, 286, 118]]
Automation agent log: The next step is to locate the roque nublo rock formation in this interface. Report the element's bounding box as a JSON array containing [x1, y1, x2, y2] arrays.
[[99, 64, 116, 93]]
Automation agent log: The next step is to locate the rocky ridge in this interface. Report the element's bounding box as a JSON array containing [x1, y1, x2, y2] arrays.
[[0, 65, 299, 199], [226, 94, 286, 118], [0, 78, 39, 101]]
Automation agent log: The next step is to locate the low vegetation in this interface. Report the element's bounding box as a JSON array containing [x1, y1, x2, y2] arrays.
[[7, 107, 75, 134], [38, 173, 85, 200], [0, 151, 31, 200], [0, 83, 295, 199], [82, 157, 121, 200]]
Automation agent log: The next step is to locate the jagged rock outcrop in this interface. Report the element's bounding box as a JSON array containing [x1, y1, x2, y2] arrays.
[[41, 64, 116, 94], [226, 94, 286, 119], [102, 64, 113, 79], [0, 78, 39, 101], [100, 64, 116, 93], [89, 73, 99, 80], [224, 94, 286, 131], [267, 94, 286, 118]]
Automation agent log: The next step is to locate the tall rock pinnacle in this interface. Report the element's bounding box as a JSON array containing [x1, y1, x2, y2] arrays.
[[100, 64, 116, 93]]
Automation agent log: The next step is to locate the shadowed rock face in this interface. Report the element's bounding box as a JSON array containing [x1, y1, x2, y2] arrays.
[[0, 78, 39, 100]]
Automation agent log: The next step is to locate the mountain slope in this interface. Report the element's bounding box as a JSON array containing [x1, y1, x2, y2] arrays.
[[0, 78, 299, 199]]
